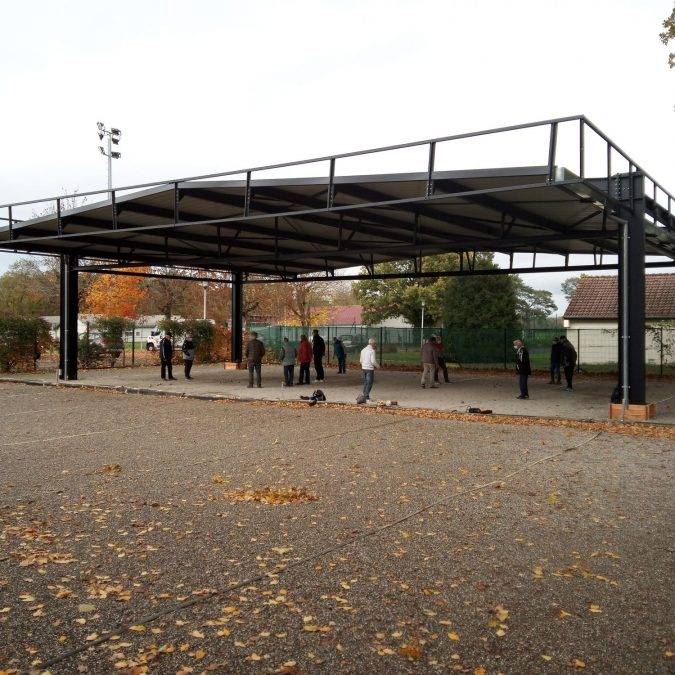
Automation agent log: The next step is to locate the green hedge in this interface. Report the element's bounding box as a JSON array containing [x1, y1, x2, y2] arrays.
[[0, 316, 52, 372], [157, 319, 217, 361]]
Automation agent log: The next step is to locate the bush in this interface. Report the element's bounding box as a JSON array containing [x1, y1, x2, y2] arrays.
[[0, 316, 52, 372], [78, 333, 106, 368], [182, 319, 216, 361], [157, 318, 184, 341], [92, 316, 133, 366]]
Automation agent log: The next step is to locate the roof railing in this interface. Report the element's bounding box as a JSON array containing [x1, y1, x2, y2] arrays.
[[1, 114, 673, 238]]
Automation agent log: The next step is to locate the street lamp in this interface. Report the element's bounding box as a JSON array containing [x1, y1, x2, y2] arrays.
[[201, 281, 208, 320], [96, 122, 122, 189], [420, 298, 426, 347]]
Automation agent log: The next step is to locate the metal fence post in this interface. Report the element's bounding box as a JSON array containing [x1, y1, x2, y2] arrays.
[[327, 325, 330, 364], [380, 326, 384, 366], [577, 329, 581, 372], [132, 323, 136, 367], [503, 328, 507, 370]]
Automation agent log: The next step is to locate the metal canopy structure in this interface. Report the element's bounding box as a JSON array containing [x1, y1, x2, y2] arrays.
[[1, 115, 673, 407]]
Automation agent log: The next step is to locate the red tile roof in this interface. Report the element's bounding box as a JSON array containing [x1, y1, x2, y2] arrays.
[[563, 273, 675, 320], [328, 305, 363, 325]]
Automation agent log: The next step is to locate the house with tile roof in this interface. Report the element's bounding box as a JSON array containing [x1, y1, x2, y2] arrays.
[[562, 273, 675, 366], [563, 273, 675, 328]]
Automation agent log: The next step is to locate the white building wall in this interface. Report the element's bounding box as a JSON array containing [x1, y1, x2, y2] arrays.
[[563, 320, 669, 366]]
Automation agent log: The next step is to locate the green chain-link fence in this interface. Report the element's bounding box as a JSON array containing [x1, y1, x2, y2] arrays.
[[249, 324, 675, 375]]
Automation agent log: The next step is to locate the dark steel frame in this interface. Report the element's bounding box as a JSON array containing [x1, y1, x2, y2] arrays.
[[1, 115, 673, 403]]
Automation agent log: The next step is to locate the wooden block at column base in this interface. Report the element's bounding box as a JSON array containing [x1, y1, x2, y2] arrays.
[[609, 403, 656, 420], [223, 361, 244, 370]]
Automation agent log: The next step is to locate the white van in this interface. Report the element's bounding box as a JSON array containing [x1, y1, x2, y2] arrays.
[[146, 329, 184, 351]]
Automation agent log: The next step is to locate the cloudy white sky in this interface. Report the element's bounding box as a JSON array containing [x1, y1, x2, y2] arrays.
[[1, 0, 673, 313]]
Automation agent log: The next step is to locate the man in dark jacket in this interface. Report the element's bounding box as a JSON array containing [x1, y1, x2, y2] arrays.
[[333, 336, 346, 374], [312, 329, 325, 382], [560, 335, 577, 391], [160, 331, 176, 381], [432, 335, 450, 384], [513, 339, 531, 399], [182, 333, 196, 379], [548, 336, 562, 384], [245, 331, 265, 388]]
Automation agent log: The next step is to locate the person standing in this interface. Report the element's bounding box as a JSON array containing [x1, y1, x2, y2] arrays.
[[160, 331, 176, 381], [245, 331, 265, 388], [432, 334, 450, 384], [421, 336, 440, 389], [333, 336, 346, 374], [312, 329, 325, 382], [359, 337, 379, 401], [280, 336, 297, 387], [297, 334, 312, 385], [182, 333, 196, 379], [548, 336, 562, 384], [560, 335, 577, 391], [513, 339, 531, 399]]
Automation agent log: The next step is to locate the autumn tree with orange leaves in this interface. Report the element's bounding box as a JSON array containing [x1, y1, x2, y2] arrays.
[[83, 272, 147, 318]]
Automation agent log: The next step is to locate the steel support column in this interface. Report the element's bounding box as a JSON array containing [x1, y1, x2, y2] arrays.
[[619, 172, 647, 405], [231, 271, 243, 363], [58, 254, 79, 380]]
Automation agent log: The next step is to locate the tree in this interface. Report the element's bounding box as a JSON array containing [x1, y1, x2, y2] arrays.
[[512, 277, 557, 326], [660, 4, 675, 68], [279, 281, 331, 327], [354, 254, 458, 326], [139, 275, 199, 320], [84, 272, 147, 318], [442, 271, 518, 329], [0, 259, 59, 316]]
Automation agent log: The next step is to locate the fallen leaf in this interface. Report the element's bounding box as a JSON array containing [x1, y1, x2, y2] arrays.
[[398, 645, 422, 659]]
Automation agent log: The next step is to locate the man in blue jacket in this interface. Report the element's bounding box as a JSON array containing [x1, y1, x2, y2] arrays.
[[160, 331, 176, 381], [333, 336, 346, 374]]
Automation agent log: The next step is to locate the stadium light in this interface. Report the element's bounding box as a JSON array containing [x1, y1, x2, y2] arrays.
[[96, 121, 123, 190]]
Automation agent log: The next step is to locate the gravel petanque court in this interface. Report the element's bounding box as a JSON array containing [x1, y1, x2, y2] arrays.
[[0, 381, 673, 674]]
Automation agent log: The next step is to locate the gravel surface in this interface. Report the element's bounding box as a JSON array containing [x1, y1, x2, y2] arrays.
[[0, 382, 673, 674]]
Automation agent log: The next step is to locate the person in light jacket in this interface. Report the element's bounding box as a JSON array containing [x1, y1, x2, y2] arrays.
[[160, 331, 176, 381], [181, 333, 196, 379], [359, 338, 379, 401], [421, 336, 440, 389], [280, 337, 297, 387]]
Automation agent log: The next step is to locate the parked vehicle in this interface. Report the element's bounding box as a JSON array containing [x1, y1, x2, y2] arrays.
[[146, 329, 183, 351], [146, 329, 161, 351]]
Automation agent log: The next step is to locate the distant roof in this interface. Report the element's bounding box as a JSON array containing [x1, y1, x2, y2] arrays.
[[564, 273, 675, 320], [329, 305, 363, 325]]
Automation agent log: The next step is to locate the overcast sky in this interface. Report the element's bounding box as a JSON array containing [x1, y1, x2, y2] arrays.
[[1, 0, 673, 313]]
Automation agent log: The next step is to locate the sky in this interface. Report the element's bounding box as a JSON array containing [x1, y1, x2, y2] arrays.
[[1, 0, 673, 314]]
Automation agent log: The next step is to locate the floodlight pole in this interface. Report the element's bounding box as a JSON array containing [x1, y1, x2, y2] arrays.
[[420, 299, 426, 347], [97, 122, 121, 190], [107, 131, 112, 190], [201, 281, 208, 320]]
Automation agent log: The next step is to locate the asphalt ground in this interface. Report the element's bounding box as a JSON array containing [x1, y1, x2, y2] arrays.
[[0, 382, 673, 674]]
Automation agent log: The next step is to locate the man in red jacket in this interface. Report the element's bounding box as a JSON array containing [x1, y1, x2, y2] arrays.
[[297, 334, 312, 385]]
